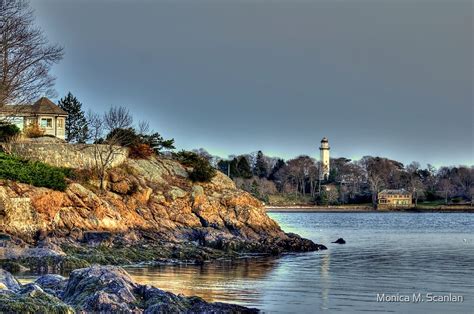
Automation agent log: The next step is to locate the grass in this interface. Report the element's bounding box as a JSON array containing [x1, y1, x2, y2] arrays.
[[0, 152, 71, 191], [267, 194, 314, 206]]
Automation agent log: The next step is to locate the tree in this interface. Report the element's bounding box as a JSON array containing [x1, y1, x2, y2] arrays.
[[58, 92, 88, 143], [360, 156, 403, 208], [236, 156, 253, 179], [254, 150, 268, 178], [269, 159, 285, 180], [0, 0, 63, 107], [406, 162, 425, 207], [87, 106, 134, 190], [173, 150, 216, 182]]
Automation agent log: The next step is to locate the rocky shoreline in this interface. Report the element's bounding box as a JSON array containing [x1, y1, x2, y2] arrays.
[[0, 265, 258, 313], [0, 156, 327, 311], [0, 229, 324, 275]]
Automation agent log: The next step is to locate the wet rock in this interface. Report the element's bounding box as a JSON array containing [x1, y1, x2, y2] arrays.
[[317, 244, 328, 250], [0, 269, 20, 291], [332, 238, 346, 244], [62, 265, 138, 312], [0, 281, 73, 313], [83, 232, 112, 245], [35, 274, 68, 296], [19, 283, 44, 297]]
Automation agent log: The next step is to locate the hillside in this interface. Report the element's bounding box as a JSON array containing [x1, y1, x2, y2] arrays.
[[0, 156, 324, 271]]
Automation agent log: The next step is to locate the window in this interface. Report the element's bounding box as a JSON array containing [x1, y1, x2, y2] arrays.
[[57, 118, 64, 128], [40, 118, 53, 128]]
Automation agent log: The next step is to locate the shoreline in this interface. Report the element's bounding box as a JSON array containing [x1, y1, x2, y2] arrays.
[[266, 205, 474, 213]]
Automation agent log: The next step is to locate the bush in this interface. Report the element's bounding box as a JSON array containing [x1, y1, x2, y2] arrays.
[[0, 153, 69, 191], [129, 143, 154, 159], [23, 123, 45, 138], [0, 123, 20, 141], [105, 127, 175, 155], [173, 150, 216, 182]]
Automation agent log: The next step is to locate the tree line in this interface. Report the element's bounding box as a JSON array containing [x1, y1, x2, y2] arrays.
[[193, 149, 473, 207]]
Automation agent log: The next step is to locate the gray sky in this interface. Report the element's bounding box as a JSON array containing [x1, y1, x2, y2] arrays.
[[31, 0, 473, 167]]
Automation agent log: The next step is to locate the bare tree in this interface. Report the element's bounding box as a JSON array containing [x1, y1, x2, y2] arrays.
[[0, 0, 63, 107], [87, 106, 133, 190], [405, 162, 425, 207], [360, 156, 401, 208]]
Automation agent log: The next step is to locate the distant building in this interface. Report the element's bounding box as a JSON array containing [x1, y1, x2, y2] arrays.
[[319, 137, 330, 180], [378, 189, 413, 208], [0, 97, 67, 140]]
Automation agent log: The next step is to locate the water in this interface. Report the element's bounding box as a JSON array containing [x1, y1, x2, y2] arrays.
[[125, 212, 474, 313]]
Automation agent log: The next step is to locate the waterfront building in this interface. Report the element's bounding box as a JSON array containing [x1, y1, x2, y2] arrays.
[[378, 189, 413, 208]]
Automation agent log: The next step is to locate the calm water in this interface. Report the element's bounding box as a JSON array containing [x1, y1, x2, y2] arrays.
[[125, 212, 474, 313]]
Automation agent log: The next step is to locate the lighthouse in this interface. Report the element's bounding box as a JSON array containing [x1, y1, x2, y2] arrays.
[[319, 137, 330, 180]]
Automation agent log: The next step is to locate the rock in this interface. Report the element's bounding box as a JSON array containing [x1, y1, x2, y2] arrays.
[[61, 265, 257, 313], [168, 187, 187, 200], [0, 285, 74, 313], [110, 181, 132, 195], [0, 269, 20, 291], [332, 238, 346, 244], [0, 156, 323, 266], [83, 231, 112, 245], [62, 265, 139, 312], [35, 274, 67, 296], [19, 283, 44, 297]]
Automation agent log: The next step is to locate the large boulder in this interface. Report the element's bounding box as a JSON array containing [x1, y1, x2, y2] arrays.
[[62, 265, 139, 312]]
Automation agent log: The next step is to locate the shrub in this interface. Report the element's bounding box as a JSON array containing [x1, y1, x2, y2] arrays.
[[173, 150, 216, 182], [0, 123, 21, 141], [0, 153, 69, 191], [105, 127, 175, 155], [129, 143, 154, 159], [23, 123, 45, 138]]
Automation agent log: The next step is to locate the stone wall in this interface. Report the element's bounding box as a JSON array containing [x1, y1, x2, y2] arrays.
[[8, 143, 128, 169]]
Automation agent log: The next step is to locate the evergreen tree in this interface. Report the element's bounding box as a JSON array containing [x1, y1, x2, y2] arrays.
[[269, 158, 285, 180], [229, 158, 240, 178], [237, 156, 253, 178], [254, 150, 268, 178], [58, 92, 88, 143]]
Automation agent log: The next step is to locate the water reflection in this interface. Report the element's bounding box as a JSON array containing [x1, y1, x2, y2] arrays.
[[126, 258, 280, 304], [15, 212, 474, 313], [320, 252, 330, 310]]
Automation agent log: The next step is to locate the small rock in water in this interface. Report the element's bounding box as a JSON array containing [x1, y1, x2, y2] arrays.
[[332, 238, 346, 244]]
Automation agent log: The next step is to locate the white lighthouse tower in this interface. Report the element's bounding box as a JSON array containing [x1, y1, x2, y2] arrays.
[[319, 137, 330, 180]]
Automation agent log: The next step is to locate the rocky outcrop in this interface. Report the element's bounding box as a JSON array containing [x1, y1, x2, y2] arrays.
[[0, 266, 256, 313], [0, 157, 324, 268]]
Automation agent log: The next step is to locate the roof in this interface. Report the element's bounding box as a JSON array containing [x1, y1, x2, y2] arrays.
[[0, 97, 67, 116], [321, 137, 328, 142], [379, 189, 411, 195]]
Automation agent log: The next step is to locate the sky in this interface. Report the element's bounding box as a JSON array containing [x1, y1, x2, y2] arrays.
[[30, 0, 473, 167]]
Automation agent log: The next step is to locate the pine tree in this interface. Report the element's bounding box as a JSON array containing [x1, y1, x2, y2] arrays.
[[58, 92, 88, 143], [254, 150, 268, 178], [269, 158, 285, 180], [237, 156, 253, 178]]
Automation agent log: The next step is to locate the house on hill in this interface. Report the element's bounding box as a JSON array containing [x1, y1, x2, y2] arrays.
[[378, 189, 412, 209], [0, 97, 67, 140]]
